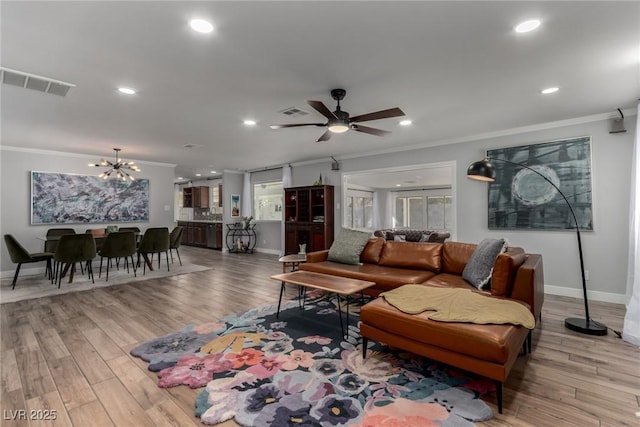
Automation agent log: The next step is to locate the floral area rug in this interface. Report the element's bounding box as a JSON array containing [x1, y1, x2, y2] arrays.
[[130, 292, 494, 426]]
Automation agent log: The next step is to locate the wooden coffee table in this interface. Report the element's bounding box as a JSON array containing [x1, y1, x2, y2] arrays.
[[270, 270, 376, 338]]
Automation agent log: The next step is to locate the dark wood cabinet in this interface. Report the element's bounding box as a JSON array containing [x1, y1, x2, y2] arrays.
[[183, 187, 194, 208], [284, 185, 334, 254], [183, 186, 209, 208], [178, 221, 221, 249]]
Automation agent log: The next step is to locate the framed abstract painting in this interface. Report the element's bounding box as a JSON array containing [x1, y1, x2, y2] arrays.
[[31, 172, 149, 224], [486, 136, 593, 231]]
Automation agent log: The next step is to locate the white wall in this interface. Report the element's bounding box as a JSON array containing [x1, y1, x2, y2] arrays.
[[290, 117, 634, 303], [0, 147, 176, 274]]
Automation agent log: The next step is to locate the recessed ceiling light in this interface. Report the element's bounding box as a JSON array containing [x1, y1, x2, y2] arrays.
[[177, 177, 184, 180], [118, 87, 136, 95], [541, 87, 559, 94], [189, 19, 213, 34], [399, 120, 412, 126], [210, 170, 216, 174], [515, 19, 541, 33], [395, 184, 401, 187], [243, 120, 256, 126], [195, 173, 202, 177]]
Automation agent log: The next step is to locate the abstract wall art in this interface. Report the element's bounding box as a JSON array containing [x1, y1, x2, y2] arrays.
[[31, 172, 149, 224], [486, 136, 593, 231]]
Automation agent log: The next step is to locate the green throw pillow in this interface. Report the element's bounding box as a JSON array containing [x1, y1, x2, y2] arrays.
[[462, 238, 507, 290], [327, 228, 373, 265]]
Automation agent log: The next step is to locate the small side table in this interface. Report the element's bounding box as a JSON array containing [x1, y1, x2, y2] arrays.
[[278, 254, 307, 273]]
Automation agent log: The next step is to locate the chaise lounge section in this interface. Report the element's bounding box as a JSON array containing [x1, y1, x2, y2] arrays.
[[300, 238, 544, 413]]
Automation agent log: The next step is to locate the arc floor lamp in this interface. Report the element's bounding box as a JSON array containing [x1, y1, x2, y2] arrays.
[[467, 157, 607, 336]]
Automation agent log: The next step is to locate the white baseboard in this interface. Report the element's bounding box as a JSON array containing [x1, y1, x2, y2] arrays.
[[253, 247, 281, 255], [544, 284, 626, 304], [1, 266, 47, 279]]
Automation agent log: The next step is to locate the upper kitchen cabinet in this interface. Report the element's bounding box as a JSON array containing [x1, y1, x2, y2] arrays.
[[183, 186, 209, 208]]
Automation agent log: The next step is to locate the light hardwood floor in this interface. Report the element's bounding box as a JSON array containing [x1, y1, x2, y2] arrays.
[[1, 246, 638, 426]]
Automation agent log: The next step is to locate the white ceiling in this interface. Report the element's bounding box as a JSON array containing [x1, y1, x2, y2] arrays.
[[2, 2, 638, 181]]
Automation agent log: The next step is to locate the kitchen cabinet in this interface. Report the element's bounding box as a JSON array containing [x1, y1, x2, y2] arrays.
[[178, 221, 222, 249], [182, 186, 209, 208], [284, 185, 334, 254]]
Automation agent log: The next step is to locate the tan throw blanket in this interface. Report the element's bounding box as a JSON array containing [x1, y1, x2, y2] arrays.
[[381, 285, 536, 329]]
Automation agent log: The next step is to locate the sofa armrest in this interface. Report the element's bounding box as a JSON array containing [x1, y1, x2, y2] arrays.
[[510, 254, 544, 321], [306, 250, 329, 263]]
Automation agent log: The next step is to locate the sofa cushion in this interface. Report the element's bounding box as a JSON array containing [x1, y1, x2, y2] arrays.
[[360, 238, 385, 264], [463, 238, 507, 290], [327, 228, 372, 265], [360, 297, 529, 365], [423, 273, 480, 291], [442, 242, 477, 274], [378, 241, 442, 272], [299, 261, 435, 291], [490, 248, 527, 297]]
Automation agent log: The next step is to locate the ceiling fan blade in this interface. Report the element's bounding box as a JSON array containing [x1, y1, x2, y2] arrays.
[[306, 100, 338, 120], [315, 130, 332, 142], [270, 123, 326, 129], [352, 124, 391, 137], [350, 107, 405, 123]]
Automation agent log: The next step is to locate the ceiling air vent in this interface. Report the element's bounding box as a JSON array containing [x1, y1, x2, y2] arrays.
[[0, 67, 75, 97], [279, 106, 309, 117]]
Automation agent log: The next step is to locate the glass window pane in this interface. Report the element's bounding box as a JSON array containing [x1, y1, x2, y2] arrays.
[[364, 197, 373, 229], [346, 197, 353, 228], [408, 197, 424, 228], [395, 197, 405, 228], [253, 182, 283, 221], [354, 197, 364, 228], [443, 196, 452, 230], [427, 196, 445, 229]]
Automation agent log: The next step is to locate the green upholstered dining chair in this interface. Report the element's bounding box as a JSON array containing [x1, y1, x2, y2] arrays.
[[98, 231, 137, 280], [169, 226, 184, 266], [44, 228, 76, 253], [4, 234, 54, 290], [53, 234, 96, 288], [137, 227, 170, 274]]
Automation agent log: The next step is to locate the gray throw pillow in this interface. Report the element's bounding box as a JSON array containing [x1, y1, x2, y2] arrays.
[[418, 232, 432, 242], [462, 238, 507, 290], [393, 234, 406, 242], [327, 228, 373, 265]]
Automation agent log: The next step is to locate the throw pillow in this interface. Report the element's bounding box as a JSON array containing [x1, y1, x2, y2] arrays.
[[393, 234, 406, 242], [419, 232, 432, 242], [462, 238, 507, 290], [327, 228, 373, 265], [385, 231, 395, 241]]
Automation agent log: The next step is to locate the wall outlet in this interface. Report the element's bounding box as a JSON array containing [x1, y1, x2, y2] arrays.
[[585, 270, 589, 280]]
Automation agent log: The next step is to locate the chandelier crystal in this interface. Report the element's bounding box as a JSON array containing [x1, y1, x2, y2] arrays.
[[88, 148, 141, 181]]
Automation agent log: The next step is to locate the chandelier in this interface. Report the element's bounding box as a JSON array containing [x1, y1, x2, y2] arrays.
[[88, 148, 141, 181]]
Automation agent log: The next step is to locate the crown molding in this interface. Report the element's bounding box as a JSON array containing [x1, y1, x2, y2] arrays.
[[0, 146, 175, 167], [333, 108, 638, 162]]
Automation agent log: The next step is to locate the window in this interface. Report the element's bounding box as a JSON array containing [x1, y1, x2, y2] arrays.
[[345, 189, 373, 230], [253, 181, 283, 221], [394, 191, 452, 231]]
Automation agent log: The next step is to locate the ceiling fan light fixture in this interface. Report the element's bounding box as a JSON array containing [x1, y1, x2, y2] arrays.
[[328, 120, 349, 133]]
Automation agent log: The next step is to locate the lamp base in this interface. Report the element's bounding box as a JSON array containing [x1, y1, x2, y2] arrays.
[[564, 318, 607, 336]]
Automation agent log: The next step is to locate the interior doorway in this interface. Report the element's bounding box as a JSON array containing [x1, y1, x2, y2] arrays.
[[341, 161, 456, 239]]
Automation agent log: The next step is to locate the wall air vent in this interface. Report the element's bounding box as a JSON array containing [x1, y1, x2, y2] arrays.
[[0, 67, 75, 97], [279, 106, 309, 117]]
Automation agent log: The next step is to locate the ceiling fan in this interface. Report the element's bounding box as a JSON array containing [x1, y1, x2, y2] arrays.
[[270, 89, 405, 142]]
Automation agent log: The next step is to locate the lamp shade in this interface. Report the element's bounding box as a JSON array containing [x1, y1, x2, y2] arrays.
[[467, 158, 497, 182]]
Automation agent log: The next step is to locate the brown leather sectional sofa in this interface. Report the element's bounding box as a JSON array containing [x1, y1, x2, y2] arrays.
[[300, 238, 544, 414]]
